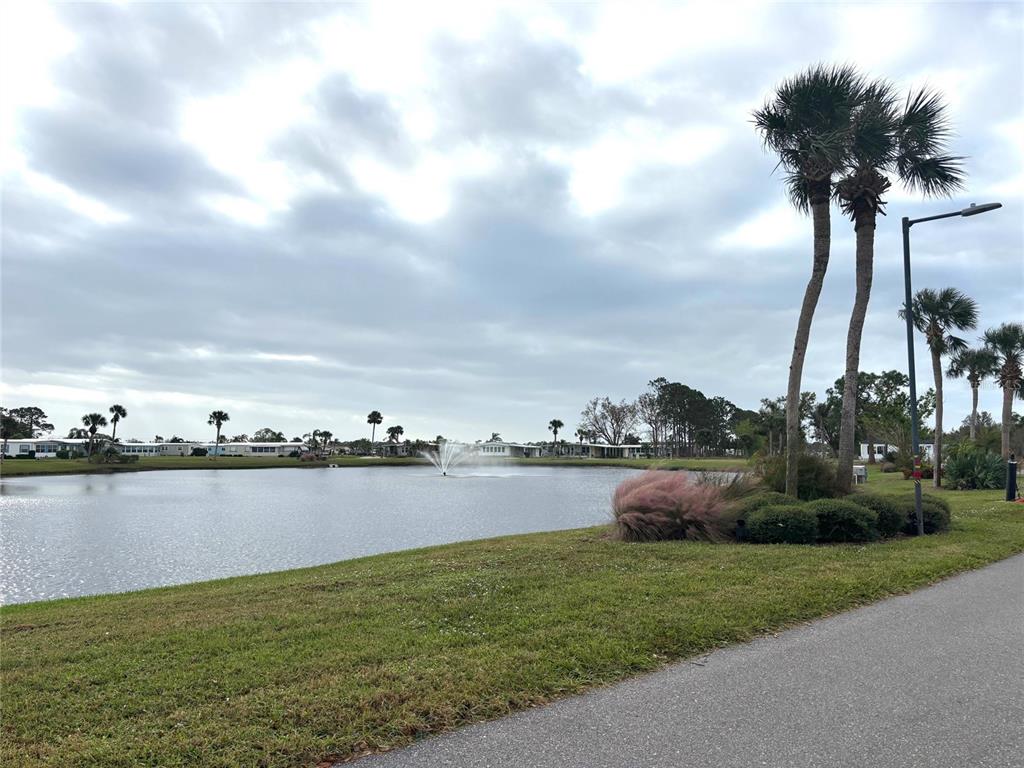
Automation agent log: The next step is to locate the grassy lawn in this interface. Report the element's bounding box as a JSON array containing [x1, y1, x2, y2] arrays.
[[0, 455, 747, 478], [3, 472, 1022, 767]]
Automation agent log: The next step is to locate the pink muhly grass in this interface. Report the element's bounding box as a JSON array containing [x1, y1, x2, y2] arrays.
[[612, 471, 729, 542]]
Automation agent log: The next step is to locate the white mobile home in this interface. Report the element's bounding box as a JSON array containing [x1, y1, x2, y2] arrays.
[[552, 442, 644, 459], [205, 442, 302, 457]]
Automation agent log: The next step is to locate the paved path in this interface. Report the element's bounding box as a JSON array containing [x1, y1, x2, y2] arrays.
[[353, 555, 1024, 768]]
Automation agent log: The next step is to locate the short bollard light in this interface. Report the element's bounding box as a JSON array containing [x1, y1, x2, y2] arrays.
[[1007, 453, 1018, 502]]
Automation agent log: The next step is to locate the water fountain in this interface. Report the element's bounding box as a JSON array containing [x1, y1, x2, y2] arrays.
[[421, 441, 476, 476]]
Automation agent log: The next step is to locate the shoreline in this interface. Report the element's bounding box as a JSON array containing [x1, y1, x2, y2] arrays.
[[0, 455, 749, 479]]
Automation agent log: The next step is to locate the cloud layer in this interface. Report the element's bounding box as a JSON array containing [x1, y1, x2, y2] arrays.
[[2, 2, 1021, 442]]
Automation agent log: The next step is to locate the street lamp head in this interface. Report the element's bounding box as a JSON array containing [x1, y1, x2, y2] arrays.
[[960, 202, 1002, 217]]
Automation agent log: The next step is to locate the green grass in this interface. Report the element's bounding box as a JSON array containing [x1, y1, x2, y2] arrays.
[[0, 455, 747, 478], [3, 479, 1022, 767]]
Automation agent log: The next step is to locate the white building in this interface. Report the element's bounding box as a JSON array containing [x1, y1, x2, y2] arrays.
[[551, 442, 645, 459], [476, 441, 543, 459], [2, 438, 303, 459], [205, 442, 302, 457], [3, 438, 92, 458], [857, 443, 934, 462]]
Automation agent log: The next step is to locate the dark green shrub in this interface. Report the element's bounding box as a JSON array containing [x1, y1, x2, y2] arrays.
[[757, 454, 836, 500], [880, 461, 898, 473], [190, 447, 208, 457], [13, 452, 36, 459], [806, 499, 879, 543], [288, 450, 300, 458], [732, 491, 793, 518], [943, 445, 1005, 490], [747, 504, 818, 544], [896, 495, 951, 535], [55, 450, 70, 459], [845, 493, 904, 538]]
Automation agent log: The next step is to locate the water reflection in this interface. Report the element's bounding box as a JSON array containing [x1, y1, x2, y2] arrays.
[[1, 466, 638, 604]]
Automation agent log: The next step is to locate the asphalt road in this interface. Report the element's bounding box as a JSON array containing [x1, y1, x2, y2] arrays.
[[352, 554, 1024, 768]]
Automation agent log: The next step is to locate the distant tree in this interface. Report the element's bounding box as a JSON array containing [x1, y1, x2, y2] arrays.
[[154, 435, 164, 442], [230, 434, 249, 443], [547, 419, 563, 454], [367, 411, 383, 443], [320, 430, 334, 455], [859, 370, 936, 460], [168, 435, 186, 443], [252, 427, 286, 442], [66, 427, 88, 439], [983, 322, 1024, 458], [292, 436, 302, 443], [81, 413, 108, 455], [580, 397, 638, 446], [9, 406, 53, 438], [108, 404, 127, 442], [435, 434, 445, 444], [207, 411, 230, 456], [386, 425, 404, 443], [489, 432, 502, 442], [900, 288, 978, 487], [947, 348, 998, 441], [1, 407, 31, 456]]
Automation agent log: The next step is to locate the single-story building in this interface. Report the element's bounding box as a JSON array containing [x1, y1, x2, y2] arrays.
[[205, 442, 302, 457], [552, 442, 644, 459], [857, 443, 934, 462], [476, 441, 543, 459], [3, 438, 92, 457]]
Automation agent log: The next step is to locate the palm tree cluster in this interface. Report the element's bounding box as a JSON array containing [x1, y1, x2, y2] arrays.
[[756, 64, 965, 496]]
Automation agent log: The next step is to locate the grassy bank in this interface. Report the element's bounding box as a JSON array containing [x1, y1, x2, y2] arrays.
[[0, 455, 746, 478], [3, 480, 1022, 767]]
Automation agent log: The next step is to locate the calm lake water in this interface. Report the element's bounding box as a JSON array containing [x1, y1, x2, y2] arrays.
[[1, 465, 640, 605]]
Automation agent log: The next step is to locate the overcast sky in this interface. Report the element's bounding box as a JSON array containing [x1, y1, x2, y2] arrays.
[[1, 2, 1021, 444]]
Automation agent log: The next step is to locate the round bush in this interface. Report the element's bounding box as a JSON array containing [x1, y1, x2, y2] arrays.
[[806, 499, 879, 543], [845, 493, 904, 538], [733, 491, 793, 517], [747, 505, 818, 544], [880, 461, 898, 473], [896, 495, 951, 535]]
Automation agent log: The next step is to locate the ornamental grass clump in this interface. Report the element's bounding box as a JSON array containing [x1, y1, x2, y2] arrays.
[[612, 471, 730, 542]]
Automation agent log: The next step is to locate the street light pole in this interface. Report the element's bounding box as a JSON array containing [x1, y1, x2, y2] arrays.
[[901, 202, 1002, 536], [901, 216, 925, 536]]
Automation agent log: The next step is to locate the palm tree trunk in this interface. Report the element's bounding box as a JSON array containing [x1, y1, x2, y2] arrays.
[[215, 426, 221, 458], [371, 424, 376, 444], [970, 383, 979, 441], [111, 420, 117, 442], [931, 348, 943, 488], [1001, 384, 1013, 459], [836, 210, 875, 494], [785, 192, 831, 497]]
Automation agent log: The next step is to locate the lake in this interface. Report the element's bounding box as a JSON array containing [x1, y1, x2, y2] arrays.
[[1, 465, 640, 604]]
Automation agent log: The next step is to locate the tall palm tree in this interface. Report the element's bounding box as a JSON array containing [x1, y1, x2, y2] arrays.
[[108, 404, 127, 442], [983, 323, 1024, 458], [900, 288, 978, 487], [81, 413, 108, 455], [367, 410, 383, 444], [754, 64, 867, 496], [548, 419, 564, 456], [207, 411, 230, 457], [947, 348, 997, 441], [834, 86, 964, 492], [386, 425, 404, 443]]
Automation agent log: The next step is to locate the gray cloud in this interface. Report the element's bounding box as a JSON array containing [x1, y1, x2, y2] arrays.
[[2, 1, 1021, 443]]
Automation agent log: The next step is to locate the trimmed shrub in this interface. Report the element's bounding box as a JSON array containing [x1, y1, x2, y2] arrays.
[[747, 505, 818, 544], [943, 445, 1005, 490], [757, 454, 837, 500], [190, 447, 208, 457], [55, 450, 70, 459], [806, 499, 879, 543], [896, 495, 951, 535], [845, 493, 904, 538], [880, 461, 898, 473], [612, 471, 730, 542]]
